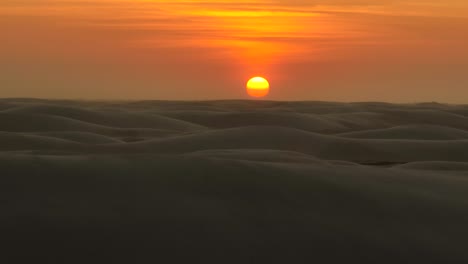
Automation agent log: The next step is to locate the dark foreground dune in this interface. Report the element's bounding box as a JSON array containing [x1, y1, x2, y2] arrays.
[[2, 99, 468, 263]]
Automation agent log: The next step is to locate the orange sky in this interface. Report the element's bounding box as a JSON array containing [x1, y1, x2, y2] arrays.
[[1, 0, 468, 102]]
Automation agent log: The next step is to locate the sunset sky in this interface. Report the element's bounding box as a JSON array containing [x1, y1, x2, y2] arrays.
[[1, 0, 468, 102]]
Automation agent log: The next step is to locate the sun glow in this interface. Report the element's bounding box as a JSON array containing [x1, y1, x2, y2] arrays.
[[246, 77, 270, 98]]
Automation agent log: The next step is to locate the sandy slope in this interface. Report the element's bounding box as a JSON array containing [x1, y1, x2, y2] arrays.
[[1, 99, 468, 263], [338, 124, 468, 140]]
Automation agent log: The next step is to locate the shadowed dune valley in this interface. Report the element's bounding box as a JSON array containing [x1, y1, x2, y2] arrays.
[[2, 99, 468, 263]]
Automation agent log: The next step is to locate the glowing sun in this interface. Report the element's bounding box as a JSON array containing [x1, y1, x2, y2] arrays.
[[246, 77, 270, 98]]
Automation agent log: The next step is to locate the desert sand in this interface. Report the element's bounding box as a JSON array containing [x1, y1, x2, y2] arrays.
[[2, 99, 468, 263]]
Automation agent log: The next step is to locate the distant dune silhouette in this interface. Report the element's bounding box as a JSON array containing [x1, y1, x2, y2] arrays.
[[2, 99, 468, 263]]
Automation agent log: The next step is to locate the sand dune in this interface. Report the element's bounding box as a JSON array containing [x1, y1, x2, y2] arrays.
[[164, 111, 348, 133], [395, 161, 468, 171], [186, 149, 328, 164], [0, 131, 82, 151], [4, 104, 206, 131], [34, 131, 123, 144], [338, 124, 468, 140], [3, 153, 468, 263], [101, 126, 468, 163], [1, 100, 468, 164], [2, 99, 468, 263], [376, 109, 468, 130]]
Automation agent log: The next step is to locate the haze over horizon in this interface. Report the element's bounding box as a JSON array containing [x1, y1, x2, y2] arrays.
[[2, 0, 468, 102]]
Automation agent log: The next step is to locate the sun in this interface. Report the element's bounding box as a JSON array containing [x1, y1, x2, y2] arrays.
[[246, 77, 270, 98]]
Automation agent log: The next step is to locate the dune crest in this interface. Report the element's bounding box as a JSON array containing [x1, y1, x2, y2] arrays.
[[1, 99, 468, 165]]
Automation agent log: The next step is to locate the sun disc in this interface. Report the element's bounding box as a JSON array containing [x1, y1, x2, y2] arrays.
[[246, 77, 270, 98]]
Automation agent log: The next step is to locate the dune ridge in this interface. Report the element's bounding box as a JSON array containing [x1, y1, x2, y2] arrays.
[[338, 124, 468, 140], [2, 99, 468, 165]]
